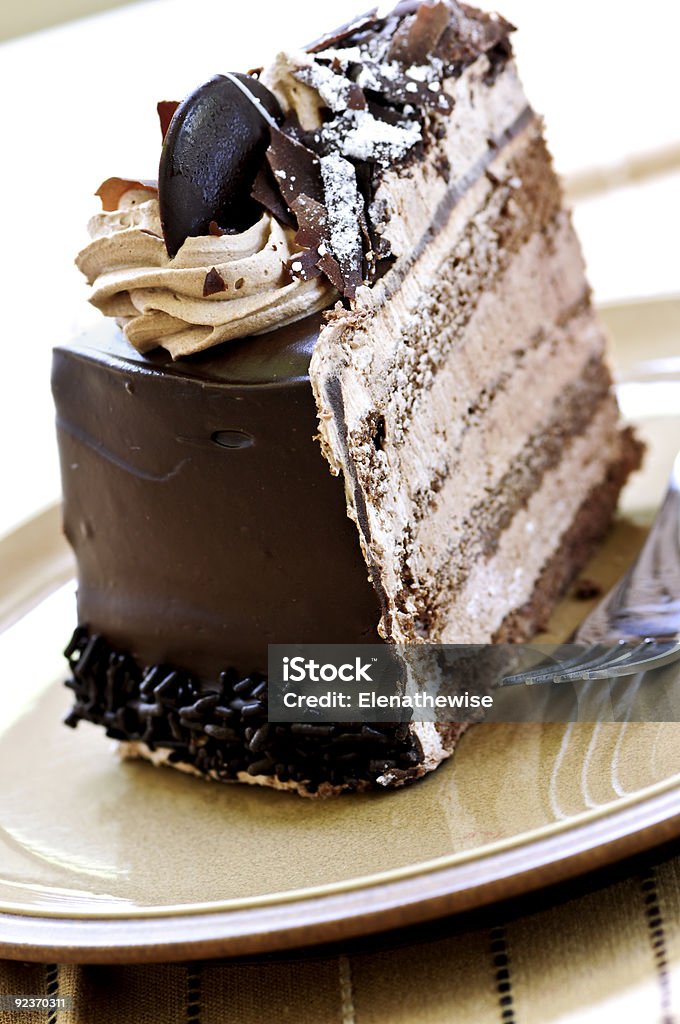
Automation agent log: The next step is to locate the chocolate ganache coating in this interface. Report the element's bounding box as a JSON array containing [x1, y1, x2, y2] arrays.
[[52, 317, 382, 680]]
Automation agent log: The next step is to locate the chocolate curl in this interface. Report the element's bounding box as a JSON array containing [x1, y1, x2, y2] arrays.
[[95, 177, 158, 211], [388, 1, 451, 63], [157, 101, 180, 140]]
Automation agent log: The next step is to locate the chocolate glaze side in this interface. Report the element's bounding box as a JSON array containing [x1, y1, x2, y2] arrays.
[[52, 318, 382, 680]]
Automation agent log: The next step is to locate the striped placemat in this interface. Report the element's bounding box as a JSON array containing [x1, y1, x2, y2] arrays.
[[1, 841, 678, 1023]]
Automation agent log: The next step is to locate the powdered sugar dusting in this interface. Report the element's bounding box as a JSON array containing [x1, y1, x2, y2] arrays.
[[295, 62, 353, 112], [320, 154, 363, 276], [328, 109, 421, 166]]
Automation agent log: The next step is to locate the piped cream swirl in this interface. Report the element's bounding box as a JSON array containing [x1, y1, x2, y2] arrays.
[[77, 189, 335, 359]]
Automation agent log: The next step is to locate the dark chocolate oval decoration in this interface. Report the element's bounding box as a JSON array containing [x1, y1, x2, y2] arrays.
[[159, 74, 283, 258]]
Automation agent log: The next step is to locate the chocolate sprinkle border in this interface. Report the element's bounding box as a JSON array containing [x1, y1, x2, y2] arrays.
[[63, 628, 424, 796]]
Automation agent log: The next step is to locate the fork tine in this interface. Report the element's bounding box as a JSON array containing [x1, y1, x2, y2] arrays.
[[551, 640, 652, 681], [592, 639, 680, 678], [501, 643, 611, 687], [500, 639, 680, 687]]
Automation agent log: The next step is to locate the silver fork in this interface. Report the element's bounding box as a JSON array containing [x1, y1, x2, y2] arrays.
[[501, 450, 680, 686]]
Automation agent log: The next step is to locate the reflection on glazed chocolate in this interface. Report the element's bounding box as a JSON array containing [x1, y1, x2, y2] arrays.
[[211, 430, 255, 450]]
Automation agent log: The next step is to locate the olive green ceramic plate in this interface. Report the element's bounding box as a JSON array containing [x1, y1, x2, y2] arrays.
[[0, 298, 679, 964]]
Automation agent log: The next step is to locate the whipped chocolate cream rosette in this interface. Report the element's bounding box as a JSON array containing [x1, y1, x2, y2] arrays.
[[78, 188, 334, 358]]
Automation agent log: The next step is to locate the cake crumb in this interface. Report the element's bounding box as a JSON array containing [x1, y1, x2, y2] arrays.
[[573, 578, 603, 600]]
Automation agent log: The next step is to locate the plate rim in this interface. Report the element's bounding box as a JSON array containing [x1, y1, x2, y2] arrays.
[[1, 763, 680, 922], [0, 774, 678, 963]]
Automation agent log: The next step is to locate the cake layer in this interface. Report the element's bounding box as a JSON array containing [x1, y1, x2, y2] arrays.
[[435, 399, 626, 639], [53, 318, 382, 679], [310, 87, 632, 646]]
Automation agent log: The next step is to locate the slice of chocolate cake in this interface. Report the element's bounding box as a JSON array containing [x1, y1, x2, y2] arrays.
[[54, 1, 641, 796]]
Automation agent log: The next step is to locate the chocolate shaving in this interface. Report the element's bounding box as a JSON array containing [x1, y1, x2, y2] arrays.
[[288, 249, 323, 281], [290, 194, 344, 291], [208, 220, 226, 236], [317, 251, 347, 293], [366, 98, 408, 127], [291, 194, 328, 249], [358, 61, 453, 114], [203, 267, 226, 296], [157, 101, 180, 140], [305, 1, 423, 53], [460, 2, 515, 46], [306, 0, 513, 82], [388, 1, 450, 63], [266, 127, 324, 209], [358, 205, 374, 273], [320, 155, 364, 298], [251, 164, 296, 228], [439, 4, 515, 65], [347, 82, 367, 111], [95, 177, 158, 211], [305, 8, 379, 53]]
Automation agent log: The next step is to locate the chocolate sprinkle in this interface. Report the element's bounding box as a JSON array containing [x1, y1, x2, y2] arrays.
[[63, 627, 425, 795]]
